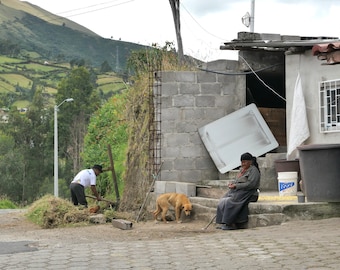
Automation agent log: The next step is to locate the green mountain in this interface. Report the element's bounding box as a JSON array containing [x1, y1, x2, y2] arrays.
[[0, 0, 147, 70]]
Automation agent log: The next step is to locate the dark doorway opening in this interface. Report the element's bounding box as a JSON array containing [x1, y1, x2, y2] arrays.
[[244, 54, 287, 148]]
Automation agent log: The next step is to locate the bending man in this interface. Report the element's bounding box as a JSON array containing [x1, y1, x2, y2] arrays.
[[70, 164, 103, 208]]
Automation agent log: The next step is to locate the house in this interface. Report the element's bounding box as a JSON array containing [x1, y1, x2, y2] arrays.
[[220, 32, 340, 151], [155, 31, 340, 195], [219, 31, 340, 201]]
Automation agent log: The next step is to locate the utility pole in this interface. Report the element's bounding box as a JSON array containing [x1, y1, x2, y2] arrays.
[[54, 98, 74, 197], [250, 0, 255, 33], [242, 0, 255, 32]]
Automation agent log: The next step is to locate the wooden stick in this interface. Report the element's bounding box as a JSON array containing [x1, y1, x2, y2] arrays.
[[107, 144, 120, 207], [202, 214, 216, 230], [85, 195, 116, 205]]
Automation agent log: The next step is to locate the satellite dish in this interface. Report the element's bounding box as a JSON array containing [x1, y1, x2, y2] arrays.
[[242, 12, 250, 27]]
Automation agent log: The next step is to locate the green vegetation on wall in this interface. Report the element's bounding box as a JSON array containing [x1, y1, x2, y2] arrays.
[[83, 93, 128, 202]]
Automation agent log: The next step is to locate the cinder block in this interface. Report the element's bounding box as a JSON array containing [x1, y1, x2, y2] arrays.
[[176, 182, 196, 197], [154, 181, 176, 193], [112, 219, 133, 230]]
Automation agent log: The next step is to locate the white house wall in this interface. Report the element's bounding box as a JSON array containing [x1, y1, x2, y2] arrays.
[[286, 50, 340, 146]]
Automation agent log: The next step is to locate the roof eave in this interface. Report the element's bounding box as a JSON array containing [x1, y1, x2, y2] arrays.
[[220, 39, 340, 52]]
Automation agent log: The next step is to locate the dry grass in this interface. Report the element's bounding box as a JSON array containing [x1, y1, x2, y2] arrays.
[[26, 195, 102, 228]]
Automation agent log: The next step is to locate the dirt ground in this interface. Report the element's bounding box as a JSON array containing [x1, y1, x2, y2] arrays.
[[0, 210, 218, 245]]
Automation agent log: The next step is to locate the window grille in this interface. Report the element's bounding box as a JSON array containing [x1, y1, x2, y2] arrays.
[[319, 79, 340, 133]]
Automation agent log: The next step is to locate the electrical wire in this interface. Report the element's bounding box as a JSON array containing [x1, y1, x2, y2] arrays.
[[197, 63, 283, 76], [198, 58, 286, 102], [180, 3, 228, 41], [179, 2, 235, 61], [54, 0, 135, 19], [239, 55, 286, 102], [50, 0, 130, 16], [18, 0, 134, 27]]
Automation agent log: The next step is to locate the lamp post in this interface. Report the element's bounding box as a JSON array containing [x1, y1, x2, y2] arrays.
[[54, 98, 74, 197]]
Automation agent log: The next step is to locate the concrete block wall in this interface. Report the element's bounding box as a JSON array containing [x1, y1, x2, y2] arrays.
[[160, 64, 245, 184]]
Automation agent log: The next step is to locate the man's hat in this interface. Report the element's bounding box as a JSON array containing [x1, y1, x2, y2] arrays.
[[92, 164, 103, 173]]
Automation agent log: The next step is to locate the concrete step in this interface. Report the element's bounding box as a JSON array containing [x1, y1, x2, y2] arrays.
[[146, 192, 340, 229], [192, 195, 340, 228], [248, 213, 286, 227], [190, 196, 287, 228]]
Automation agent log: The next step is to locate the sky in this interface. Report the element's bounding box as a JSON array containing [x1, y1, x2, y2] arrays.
[[22, 0, 340, 62]]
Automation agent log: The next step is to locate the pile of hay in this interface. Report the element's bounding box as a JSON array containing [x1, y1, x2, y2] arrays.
[[26, 195, 133, 229], [26, 195, 91, 229]]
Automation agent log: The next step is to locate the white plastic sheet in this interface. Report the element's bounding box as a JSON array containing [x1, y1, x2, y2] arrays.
[[287, 73, 310, 160], [199, 103, 279, 173]]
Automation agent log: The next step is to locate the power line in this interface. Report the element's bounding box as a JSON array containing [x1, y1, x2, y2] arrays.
[[53, 0, 135, 19], [18, 0, 135, 27], [180, 3, 228, 42], [52, 0, 131, 16]]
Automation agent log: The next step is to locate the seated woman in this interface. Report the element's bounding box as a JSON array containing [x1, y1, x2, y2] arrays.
[[215, 152, 260, 230]]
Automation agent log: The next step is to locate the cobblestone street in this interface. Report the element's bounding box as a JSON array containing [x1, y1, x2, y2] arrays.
[[1, 214, 340, 270]]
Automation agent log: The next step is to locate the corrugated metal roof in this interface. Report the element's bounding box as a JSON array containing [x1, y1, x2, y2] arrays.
[[220, 32, 340, 54]]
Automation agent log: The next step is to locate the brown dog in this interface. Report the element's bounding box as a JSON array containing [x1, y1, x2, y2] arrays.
[[153, 193, 193, 223]]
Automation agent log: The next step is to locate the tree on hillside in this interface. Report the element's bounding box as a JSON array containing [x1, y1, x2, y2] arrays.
[[169, 0, 184, 63], [0, 88, 52, 203], [56, 67, 100, 183], [0, 39, 20, 56], [100, 60, 113, 73]]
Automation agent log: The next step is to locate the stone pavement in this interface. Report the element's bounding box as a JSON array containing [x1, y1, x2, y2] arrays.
[[1, 216, 340, 269]]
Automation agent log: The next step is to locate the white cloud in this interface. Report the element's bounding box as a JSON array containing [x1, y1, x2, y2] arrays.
[[182, 0, 242, 16], [23, 0, 340, 61]]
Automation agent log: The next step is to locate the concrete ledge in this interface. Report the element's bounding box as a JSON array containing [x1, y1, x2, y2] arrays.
[[282, 202, 340, 220], [147, 192, 340, 228], [155, 181, 196, 196], [249, 203, 285, 214], [154, 181, 176, 194], [248, 213, 286, 228], [176, 182, 196, 197]]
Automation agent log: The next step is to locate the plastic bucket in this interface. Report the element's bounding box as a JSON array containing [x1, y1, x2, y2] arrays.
[[278, 171, 298, 196], [274, 159, 301, 191]]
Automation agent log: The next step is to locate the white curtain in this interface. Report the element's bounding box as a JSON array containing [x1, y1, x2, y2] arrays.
[[287, 73, 310, 160]]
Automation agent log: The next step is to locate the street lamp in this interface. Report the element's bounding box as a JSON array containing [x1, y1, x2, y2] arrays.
[[54, 98, 74, 197]]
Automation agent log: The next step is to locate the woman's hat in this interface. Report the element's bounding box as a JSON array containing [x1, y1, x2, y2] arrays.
[[240, 152, 253, 161]]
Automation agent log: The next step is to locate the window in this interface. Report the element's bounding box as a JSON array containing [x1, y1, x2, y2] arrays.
[[319, 79, 340, 133]]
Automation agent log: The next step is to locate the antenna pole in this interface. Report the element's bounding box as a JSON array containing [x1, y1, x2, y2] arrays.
[[250, 0, 255, 32]]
